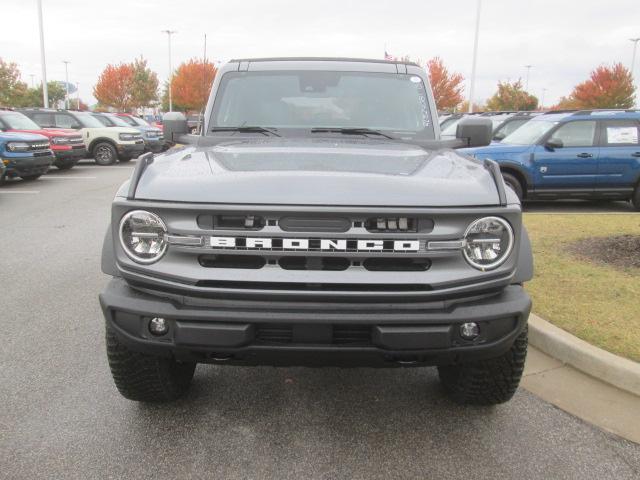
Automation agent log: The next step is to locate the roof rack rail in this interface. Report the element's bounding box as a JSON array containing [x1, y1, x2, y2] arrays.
[[542, 109, 577, 114], [571, 109, 640, 115]]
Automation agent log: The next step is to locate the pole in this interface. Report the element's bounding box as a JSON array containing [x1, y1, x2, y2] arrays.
[[524, 65, 532, 91], [30, 74, 35, 88], [630, 38, 639, 74], [541, 88, 547, 110], [161, 30, 177, 112], [37, 0, 48, 108], [468, 0, 482, 113], [76, 82, 80, 110], [63, 61, 70, 109]]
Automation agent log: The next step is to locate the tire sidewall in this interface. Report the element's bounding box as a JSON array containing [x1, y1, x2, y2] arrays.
[[502, 173, 524, 201], [93, 142, 117, 166]]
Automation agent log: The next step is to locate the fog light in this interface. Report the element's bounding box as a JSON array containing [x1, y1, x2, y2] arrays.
[[460, 322, 480, 340], [149, 317, 168, 336]]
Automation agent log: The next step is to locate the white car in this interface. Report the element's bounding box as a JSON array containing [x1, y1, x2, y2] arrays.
[[21, 109, 145, 165]]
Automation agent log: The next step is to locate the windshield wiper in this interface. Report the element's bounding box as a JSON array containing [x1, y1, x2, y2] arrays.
[[210, 126, 280, 137], [310, 127, 397, 140]]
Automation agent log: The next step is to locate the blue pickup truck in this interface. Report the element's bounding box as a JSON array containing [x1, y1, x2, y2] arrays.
[[0, 131, 54, 182], [460, 110, 640, 209]]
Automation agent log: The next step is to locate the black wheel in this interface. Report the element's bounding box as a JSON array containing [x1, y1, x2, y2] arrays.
[[54, 159, 76, 170], [118, 156, 132, 163], [632, 184, 640, 211], [438, 327, 528, 405], [105, 323, 196, 402], [93, 142, 117, 166], [20, 174, 42, 181], [502, 172, 524, 201]]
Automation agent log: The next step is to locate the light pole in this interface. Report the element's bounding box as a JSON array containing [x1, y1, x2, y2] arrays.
[[76, 82, 80, 110], [63, 60, 70, 109], [161, 29, 177, 112], [468, 0, 482, 113], [37, 0, 48, 108], [30, 74, 35, 88], [540, 88, 547, 110], [630, 38, 640, 74], [524, 65, 533, 92]]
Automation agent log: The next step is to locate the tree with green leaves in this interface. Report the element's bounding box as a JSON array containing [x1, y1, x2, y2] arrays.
[[486, 80, 538, 111], [0, 58, 28, 107]]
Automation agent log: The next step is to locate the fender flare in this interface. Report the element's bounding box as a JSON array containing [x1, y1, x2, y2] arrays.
[[513, 225, 534, 284], [101, 226, 118, 277], [89, 137, 118, 155], [497, 161, 534, 188]]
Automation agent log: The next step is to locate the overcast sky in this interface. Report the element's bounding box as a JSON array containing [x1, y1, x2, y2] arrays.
[[3, 0, 639, 108]]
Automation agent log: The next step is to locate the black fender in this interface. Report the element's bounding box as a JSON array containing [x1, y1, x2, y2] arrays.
[[513, 225, 534, 284], [498, 160, 535, 188], [101, 227, 118, 277]]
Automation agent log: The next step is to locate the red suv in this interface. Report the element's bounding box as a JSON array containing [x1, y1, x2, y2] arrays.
[[0, 110, 86, 170]]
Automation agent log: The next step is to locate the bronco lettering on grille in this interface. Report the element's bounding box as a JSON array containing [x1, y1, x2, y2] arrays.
[[209, 236, 420, 252]]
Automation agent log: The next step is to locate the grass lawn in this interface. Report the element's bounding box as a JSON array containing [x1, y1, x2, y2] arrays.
[[523, 213, 640, 362]]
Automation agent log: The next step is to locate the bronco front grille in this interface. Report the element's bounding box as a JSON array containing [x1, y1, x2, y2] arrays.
[[29, 141, 50, 151], [255, 323, 372, 345]]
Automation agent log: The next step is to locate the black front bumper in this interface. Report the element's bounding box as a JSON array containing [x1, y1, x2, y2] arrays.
[[54, 146, 86, 161], [4, 154, 54, 177], [117, 142, 145, 157], [100, 278, 531, 367]]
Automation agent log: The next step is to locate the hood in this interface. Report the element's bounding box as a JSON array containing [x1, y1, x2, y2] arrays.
[[10, 128, 79, 138], [132, 138, 502, 207], [459, 143, 532, 157], [83, 127, 140, 135], [0, 131, 49, 142]]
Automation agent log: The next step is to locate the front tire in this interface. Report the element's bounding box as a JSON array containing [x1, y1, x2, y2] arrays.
[[93, 142, 117, 166], [106, 324, 196, 402], [438, 327, 528, 405], [632, 184, 640, 211], [20, 174, 42, 181], [54, 158, 76, 170], [118, 156, 132, 163], [502, 172, 524, 202]]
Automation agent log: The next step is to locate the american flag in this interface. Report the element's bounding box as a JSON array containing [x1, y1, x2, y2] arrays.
[[384, 50, 396, 61]]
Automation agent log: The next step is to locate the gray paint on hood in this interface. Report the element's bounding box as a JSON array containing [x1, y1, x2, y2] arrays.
[[132, 138, 500, 207]]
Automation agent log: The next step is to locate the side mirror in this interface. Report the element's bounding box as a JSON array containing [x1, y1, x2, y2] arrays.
[[545, 138, 563, 150], [493, 131, 506, 141], [162, 112, 189, 143], [455, 117, 493, 147]]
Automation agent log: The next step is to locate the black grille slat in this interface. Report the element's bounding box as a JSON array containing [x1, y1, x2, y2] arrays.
[[255, 324, 372, 346]]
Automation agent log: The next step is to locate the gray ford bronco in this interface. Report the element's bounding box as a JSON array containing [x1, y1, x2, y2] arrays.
[[100, 58, 533, 404]]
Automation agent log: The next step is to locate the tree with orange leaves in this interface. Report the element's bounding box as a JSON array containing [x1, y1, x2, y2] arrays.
[[554, 63, 635, 110], [164, 59, 218, 112], [94, 57, 158, 111], [426, 57, 465, 111]]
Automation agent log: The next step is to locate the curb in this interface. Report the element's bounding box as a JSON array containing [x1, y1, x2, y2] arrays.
[[528, 313, 640, 396]]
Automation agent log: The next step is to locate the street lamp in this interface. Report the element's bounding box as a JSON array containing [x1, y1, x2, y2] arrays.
[[524, 65, 533, 92], [63, 60, 70, 109], [161, 29, 177, 112], [37, 0, 48, 108], [630, 38, 640, 74], [468, 0, 482, 113], [540, 88, 547, 110]]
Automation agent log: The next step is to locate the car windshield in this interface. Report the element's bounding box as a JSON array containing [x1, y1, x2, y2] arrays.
[[1, 112, 41, 130], [130, 116, 150, 127], [116, 115, 137, 126], [105, 114, 133, 127], [75, 112, 107, 128], [210, 71, 435, 138], [501, 120, 558, 145]]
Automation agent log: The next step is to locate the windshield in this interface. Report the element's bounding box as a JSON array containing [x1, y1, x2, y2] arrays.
[[76, 112, 107, 128], [105, 114, 133, 127], [210, 71, 435, 138], [1, 112, 41, 130], [502, 120, 558, 145], [130, 116, 150, 127]]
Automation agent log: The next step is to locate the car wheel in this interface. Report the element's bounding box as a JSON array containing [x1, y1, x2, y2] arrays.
[[105, 323, 196, 402], [20, 175, 42, 181], [93, 142, 117, 166], [502, 172, 524, 202], [437, 327, 528, 405], [55, 159, 76, 170], [632, 184, 640, 211]]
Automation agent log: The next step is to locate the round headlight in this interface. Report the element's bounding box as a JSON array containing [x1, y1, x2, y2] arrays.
[[119, 210, 168, 264], [463, 216, 514, 270]]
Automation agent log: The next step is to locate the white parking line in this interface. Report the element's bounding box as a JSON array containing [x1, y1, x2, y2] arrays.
[[41, 176, 97, 180], [0, 190, 40, 194]]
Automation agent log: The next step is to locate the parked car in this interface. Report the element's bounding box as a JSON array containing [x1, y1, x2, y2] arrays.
[[460, 109, 640, 208], [491, 112, 542, 142], [95, 113, 165, 154], [100, 57, 534, 406], [440, 112, 486, 138], [0, 110, 86, 170], [0, 131, 54, 182], [187, 113, 204, 134], [21, 109, 144, 165]]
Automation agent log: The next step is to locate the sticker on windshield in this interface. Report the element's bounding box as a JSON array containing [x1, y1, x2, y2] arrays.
[[606, 126, 638, 144], [410, 76, 421, 83]]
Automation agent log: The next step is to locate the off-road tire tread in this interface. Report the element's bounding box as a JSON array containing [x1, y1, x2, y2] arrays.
[[437, 327, 528, 405], [105, 324, 195, 402], [632, 184, 640, 211]]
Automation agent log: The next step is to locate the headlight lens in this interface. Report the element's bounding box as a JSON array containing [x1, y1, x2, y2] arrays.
[[119, 133, 136, 141], [463, 216, 514, 270], [119, 210, 168, 264], [7, 142, 30, 152]]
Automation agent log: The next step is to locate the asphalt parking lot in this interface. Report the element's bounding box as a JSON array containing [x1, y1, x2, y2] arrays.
[[1, 161, 639, 480]]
